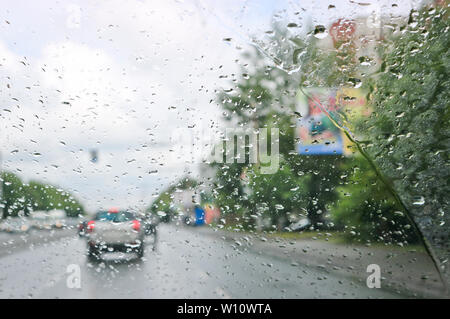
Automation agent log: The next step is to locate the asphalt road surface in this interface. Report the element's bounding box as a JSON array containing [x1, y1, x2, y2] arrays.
[[0, 224, 402, 298]]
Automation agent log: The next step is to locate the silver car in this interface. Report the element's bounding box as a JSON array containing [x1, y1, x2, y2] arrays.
[[86, 209, 145, 261]]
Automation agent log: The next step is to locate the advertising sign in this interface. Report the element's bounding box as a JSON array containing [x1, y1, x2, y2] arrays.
[[296, 88, 344, 155], [296, 87, 370, 156]]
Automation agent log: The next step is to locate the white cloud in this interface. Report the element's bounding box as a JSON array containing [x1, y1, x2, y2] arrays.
[[0, 0, 243, 211]]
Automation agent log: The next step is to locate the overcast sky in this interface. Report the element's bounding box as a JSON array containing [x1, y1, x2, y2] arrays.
[[0, 0, 421, 212]]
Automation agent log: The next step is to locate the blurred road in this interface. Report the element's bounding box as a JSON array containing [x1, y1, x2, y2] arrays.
[[0, 228, 75, 258], [0, 224, 403, 299]]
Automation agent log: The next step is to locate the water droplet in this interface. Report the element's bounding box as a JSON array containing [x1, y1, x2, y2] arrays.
[[313, 25, 328, 39], [412, 196, 425, 206]]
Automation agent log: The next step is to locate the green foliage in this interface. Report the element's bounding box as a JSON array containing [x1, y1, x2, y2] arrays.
[[148, 190, 174, 223], [287, 154, 347, 228], [153, 6, 448, 250], [214, 36, 348, 229], [1, 171, 84, 218], [247, 157, 310, 230], [210, 162, 248, 221], [148, 177, 198, 222], [1, 171, 26, 218], [293, 38, 351, 88], [330, 156, 419, 244], [26, 181, 84, 217], [359, 6, 449, 245]]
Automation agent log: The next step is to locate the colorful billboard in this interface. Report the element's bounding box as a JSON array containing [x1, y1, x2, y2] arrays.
[[296, 88, 344, 155], [296, 88, 369, 156]]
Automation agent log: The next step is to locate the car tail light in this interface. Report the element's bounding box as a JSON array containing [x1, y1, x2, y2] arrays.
[[132, 220, 140, 231], [87, 220, 95, 232]]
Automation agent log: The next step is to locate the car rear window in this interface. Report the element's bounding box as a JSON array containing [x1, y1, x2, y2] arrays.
[[94, 211, 134, 223]]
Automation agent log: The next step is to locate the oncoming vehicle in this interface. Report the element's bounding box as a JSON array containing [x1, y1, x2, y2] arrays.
[[85, 208, 145, 261], [142, 214, 159, 237], [78, 220, 87, 237]]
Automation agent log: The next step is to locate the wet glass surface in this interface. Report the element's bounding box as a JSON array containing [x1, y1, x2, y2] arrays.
[[0, 0, 448, 299]]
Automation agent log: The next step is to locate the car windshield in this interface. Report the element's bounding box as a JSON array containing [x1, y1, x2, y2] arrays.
[[0, 0, 448, 302], [95, 211, 134, 223]]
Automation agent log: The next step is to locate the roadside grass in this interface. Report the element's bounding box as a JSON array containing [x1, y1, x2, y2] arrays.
[[214, 224, 426, 253], [262, 230, 345, 243], [266, 230, 426, 253]]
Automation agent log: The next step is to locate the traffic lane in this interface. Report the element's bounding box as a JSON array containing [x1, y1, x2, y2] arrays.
[[150, 225, 402, 298], [0, 235, 77, 298], [0, 228, 77, 258], [0, 224, 401, 298], [194, 227, 444, 298]]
